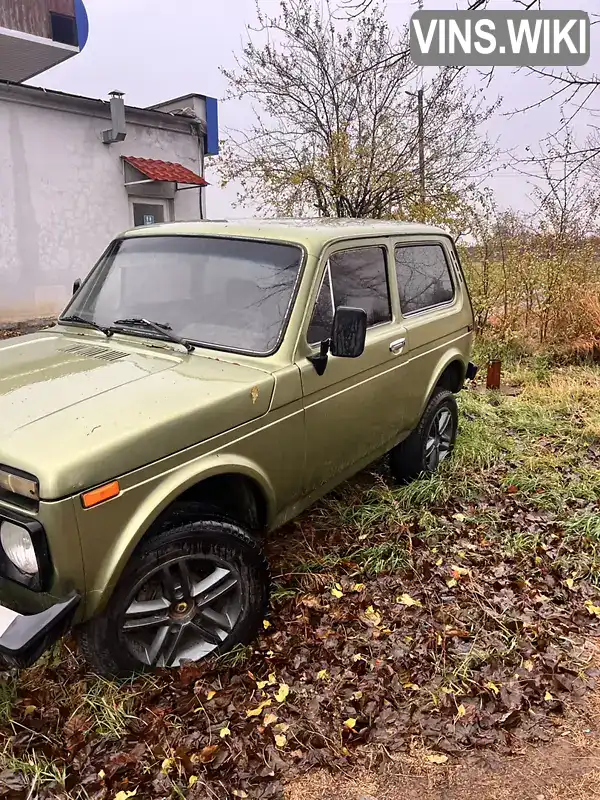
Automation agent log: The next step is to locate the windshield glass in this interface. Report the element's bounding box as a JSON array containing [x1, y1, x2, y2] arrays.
[[61, 235, 304, 354]]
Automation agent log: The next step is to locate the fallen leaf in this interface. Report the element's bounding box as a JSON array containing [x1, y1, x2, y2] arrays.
[[436, 557, 443, 566], [274, 722, 289, 733], [232, 791, 248, 799], [23, 705, 36, 715], [196, 745, 219, 764], [246, 699, 272, 717], [188, 776, 198, 788], [425, 754, 448, 765], [317, 669, 329, 680], [220, 726, 231, 738], [364, 605, 382, 625], [98, 770, 106, 780], [544, 691, 554, 701], [404, 683, 420, 691], [585, 600, 600, 617], [250, 385, 259, 404], [344, 718, 357, 729], [268, 672, 277, 685], [206, 690, 216, 701], [256, 680, 268, 690], [566, 578, 575, 590], [114, 792, 137, 800], [274, 733, 287, 747], [523, 659, 534, 672], [353, 690, 363, 700], [453, 513, 466, 522], [398, 592, 422, 607], [263, 619, 271, 629], [275, 683, 290, 703], [486, 681, 500, 695], [264, 713, 278, 726], [457, 704, 466, 718], [161, 758, 174, 774], [446, 578, 458, 588], [352, 583, 365, 592], [331, 586, 343, 599]]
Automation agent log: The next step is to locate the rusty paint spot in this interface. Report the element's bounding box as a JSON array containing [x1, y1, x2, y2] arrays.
[[250, 386, 259, 404]]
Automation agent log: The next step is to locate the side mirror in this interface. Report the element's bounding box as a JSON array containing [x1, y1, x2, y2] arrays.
[[72, 278, 82, 295], [330, 306, 367, 359]]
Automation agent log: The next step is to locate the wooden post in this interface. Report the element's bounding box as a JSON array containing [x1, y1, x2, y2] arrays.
[[486, 359, 501, 390]]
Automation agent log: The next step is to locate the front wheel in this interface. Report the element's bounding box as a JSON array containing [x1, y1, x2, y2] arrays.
[[389, 388, 458, 484], [78, 518, 269, 678]]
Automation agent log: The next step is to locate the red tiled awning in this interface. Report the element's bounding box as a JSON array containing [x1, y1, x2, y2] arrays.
[[122, 156, 209, 186]]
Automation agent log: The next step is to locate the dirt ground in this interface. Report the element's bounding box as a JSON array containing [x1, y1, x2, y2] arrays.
[[285, 643, 600, 800]]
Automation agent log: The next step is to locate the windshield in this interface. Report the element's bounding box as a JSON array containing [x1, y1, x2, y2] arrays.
[[61, 235, 304, 354]]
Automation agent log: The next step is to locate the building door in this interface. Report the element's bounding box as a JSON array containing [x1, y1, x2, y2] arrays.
[[130, 199, 171, 227]]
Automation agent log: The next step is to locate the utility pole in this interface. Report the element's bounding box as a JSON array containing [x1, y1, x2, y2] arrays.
[[416, 0, 425, 213]]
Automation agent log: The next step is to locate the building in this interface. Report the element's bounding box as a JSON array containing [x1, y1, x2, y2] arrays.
[[0, 83, 219, 323], [0, 0, 89, 82]]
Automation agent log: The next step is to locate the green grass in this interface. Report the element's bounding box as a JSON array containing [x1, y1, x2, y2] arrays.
[[74, 677, 140, 739], [0, 675, 16, 725]]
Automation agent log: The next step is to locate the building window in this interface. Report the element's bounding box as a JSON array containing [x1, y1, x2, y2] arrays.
[[132, 202, 166, 227], [50, 12, 78, 46]]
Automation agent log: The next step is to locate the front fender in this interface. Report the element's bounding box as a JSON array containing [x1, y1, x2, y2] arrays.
[[80, 455, 276, 617]]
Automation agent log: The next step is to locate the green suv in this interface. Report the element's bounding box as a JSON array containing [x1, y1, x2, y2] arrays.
[[0, 219, 477, 676]]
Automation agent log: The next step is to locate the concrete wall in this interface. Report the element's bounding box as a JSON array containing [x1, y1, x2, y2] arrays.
[[0, 88, 203, 323]]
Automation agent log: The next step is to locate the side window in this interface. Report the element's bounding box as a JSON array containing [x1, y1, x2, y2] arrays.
[[307, 246, 391, 344], [395, 244, 454, 315]]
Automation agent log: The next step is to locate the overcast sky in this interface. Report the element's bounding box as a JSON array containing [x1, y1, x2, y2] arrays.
[[32, 0, 600, 217]]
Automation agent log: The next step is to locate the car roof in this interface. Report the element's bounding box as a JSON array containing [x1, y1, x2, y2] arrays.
[[122, 218, 451, 249]]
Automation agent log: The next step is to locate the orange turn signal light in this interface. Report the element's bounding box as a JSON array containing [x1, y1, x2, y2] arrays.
[[82, 480, 120, 509]]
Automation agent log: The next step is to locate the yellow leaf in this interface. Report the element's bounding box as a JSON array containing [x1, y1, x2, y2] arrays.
[[440, 687, 454, 695], [453, 513, 466, 522], [23, 705, 36, 715], [451, 565, 469, 577], [352, 583, 365, 592], [206, 690, 216, 701], [544, 691, 554, 701], [331, 587, 343, 599], [232, 791, 249, 799], [263, 619, 271, 629], [485, 681, 500, 695], [398, 593, 422, 608], [523, 659, 534, 672], [425, 754, 448, 765], [457, 704, 466, 718], [364, 605, 381, 625], [246, 699, 272, 717], [274, 733, 287, 747], [353, 690, 363, 700], [268, 672, 277, 685], [161, 758, 174, 774], [188, 776, 198, 788], [220, 726, 231, 738], [404, 683, 420, 691], [446, 578, 457, 588], [352, 653, 366, 662], [344, 717, 357, 729], [114, 792, 137, 800], [98, 770, 106, 780], [274, 722, 289, 733], [585, 600, 600, 617], [275, 683, 290, 703], [565, 578, 574, 590], [264, 712, 278, 726], [256, 680, 268, 690], [317, 669, 329, 680], [266, 651, 275, 658], [436, 557, 443, 566]]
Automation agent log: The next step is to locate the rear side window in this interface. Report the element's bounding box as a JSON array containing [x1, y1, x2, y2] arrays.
[[395, 244, 454, 315], [307, 246, 391, 343]]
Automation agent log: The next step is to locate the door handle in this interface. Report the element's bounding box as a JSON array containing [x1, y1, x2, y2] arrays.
[[389, 337, 406, 354]]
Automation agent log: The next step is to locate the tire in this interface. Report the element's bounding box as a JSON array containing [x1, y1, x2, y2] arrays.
[[389, 388, 458, 484], [77, 518, 270, 678]]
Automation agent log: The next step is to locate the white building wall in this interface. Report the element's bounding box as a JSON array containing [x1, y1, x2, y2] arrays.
[[0, 95, 202, 323]]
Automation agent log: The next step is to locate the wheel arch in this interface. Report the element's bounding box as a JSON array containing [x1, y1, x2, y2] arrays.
[[85, 456, 275, 617]]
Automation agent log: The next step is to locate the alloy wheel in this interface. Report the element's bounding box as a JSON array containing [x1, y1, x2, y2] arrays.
[[120, 555, 242, 667], [424, 405, 455, 471]]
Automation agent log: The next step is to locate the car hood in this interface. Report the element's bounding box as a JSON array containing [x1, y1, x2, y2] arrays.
[[0, 330, 275, 499]]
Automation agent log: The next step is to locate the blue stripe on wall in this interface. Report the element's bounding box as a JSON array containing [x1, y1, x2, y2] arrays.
[[74, 0, 89, 50], [205, 96, 219, 155]]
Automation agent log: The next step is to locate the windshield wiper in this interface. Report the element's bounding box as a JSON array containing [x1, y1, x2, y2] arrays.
[[112, 318, 195, 353], [60, 314, 112, 337]]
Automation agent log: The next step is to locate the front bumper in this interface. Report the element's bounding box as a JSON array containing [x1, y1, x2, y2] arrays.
[[0, 592, 79, 668]]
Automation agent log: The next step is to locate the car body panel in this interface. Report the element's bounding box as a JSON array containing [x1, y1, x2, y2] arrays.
[[0, 218, 475, 643]]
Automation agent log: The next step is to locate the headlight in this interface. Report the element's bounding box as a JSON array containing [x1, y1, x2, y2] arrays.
[[0, 521, 39, 575], [0, 468, 39, 500]]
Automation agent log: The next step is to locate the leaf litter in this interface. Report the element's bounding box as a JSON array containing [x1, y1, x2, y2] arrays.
[[1, 368, 600, 798]]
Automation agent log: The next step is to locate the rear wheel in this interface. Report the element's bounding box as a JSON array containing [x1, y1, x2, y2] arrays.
[[389, 388, 458, 484], [78, 518, 269, 678]]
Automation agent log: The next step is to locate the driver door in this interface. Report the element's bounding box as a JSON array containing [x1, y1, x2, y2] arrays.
[[297, 242, 410, 496]]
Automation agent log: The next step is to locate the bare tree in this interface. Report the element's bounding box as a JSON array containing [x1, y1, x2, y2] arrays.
[[218, 0, 498, 222]]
